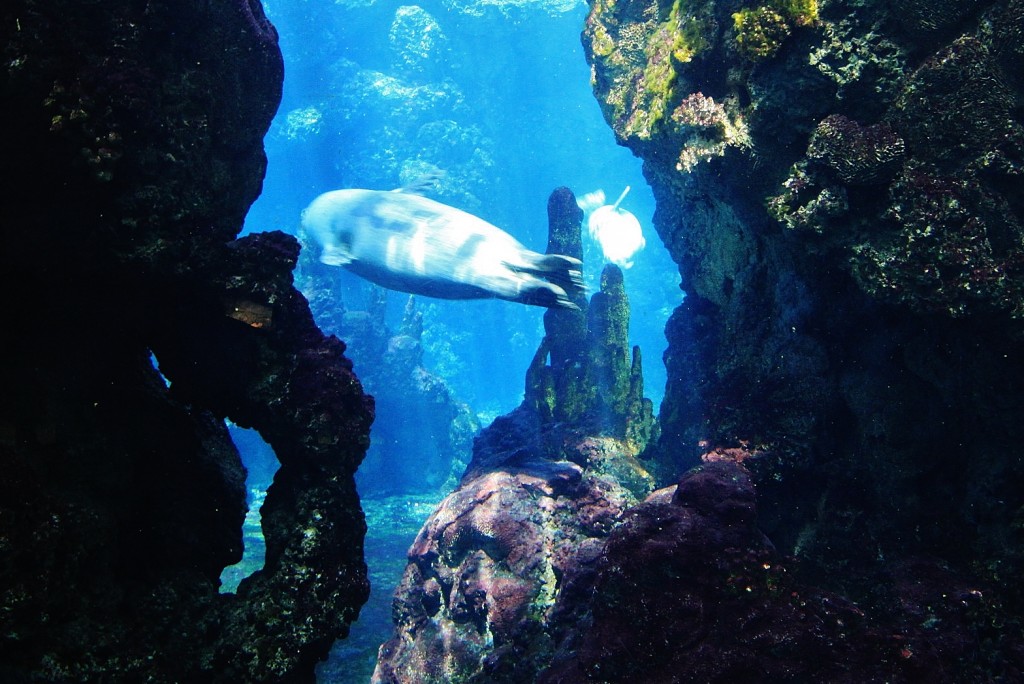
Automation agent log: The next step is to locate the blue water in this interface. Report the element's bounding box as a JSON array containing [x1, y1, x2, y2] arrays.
[[237, 0, 683, 679], [245, 0, 680, 411]]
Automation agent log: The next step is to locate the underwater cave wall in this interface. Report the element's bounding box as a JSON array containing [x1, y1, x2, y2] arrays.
[[583, 0, 1024, 666], [0, 2, 373, 681]]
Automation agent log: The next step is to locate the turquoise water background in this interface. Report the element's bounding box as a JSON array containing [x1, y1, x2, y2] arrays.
[[237, 0, 683, 679]]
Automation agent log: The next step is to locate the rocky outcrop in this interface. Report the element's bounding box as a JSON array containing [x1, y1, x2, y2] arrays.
[[371, 188, 657, 683], [523, 189, 657, 458], [540, 460, 1013, 683], [373, 452, 634, 683], [540, 461, 892, 683], [583, 0, 1024, 676], [300, 273, 480, 495], [0, 2, 373, 681]]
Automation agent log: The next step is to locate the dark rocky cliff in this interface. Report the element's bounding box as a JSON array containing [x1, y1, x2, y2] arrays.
[[581, 0, 1024, 677], [0, 2, 373, 681]]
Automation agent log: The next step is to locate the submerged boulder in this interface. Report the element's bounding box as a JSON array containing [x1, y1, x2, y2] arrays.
[[373, 451, 632, 683], [539, 461, 896, 683], [540, 460, 1012, 683]]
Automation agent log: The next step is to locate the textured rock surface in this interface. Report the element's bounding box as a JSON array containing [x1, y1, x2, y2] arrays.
[[540, 460, 1016, 683], [0, 2, 373, 681], [373, 454, 634, 683], [584, 0, 1024, 677], [524, 189, 657, 454], [300, 275, 479, 495], [371, 188, 656, 683]]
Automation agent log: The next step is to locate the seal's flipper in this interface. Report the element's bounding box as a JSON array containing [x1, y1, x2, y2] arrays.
[[529, 288, 581, 311], [320, 243, 354, 266], [511, 273, 581, 311], [513, 253, 585, 303]]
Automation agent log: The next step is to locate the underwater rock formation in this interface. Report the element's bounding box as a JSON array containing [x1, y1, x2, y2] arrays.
[[540, 461, 892, 682], [299, 270, 479, 495], [584, 0, 1024, 676], [371, 188, 657, 682], [389, 5, 451, 79], [524, 188, 657, 453], [1, 2, 373, 681], [540, 460, 1011, 683]]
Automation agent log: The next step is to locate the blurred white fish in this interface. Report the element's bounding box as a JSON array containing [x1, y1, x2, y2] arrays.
[[580, 186, 646, 268]]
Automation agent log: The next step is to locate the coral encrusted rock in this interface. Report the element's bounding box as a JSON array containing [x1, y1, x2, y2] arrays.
[[371, 188, 657, 683], [539, 460, 1015, 683], [584, 0, 1024, 677], [0, 1, 373, 681]]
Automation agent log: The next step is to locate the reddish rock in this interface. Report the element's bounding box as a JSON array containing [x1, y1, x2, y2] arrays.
[[541, 462, 901, 683], [373, 457, 637, 683], [538, 460, 1024, 683]]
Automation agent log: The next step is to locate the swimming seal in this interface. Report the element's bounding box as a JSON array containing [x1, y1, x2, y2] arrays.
[[301, 188, 584, 309]]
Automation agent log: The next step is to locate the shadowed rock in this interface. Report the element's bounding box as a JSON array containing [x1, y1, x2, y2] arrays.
[[539, 461, 996, 684], [0, 2, 373, 681], [583, 0, 1024, 676]]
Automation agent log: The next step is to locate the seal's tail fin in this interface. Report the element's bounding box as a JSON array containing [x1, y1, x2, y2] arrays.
[[535, 254, 585, 300], [514, 253, 585, 310]]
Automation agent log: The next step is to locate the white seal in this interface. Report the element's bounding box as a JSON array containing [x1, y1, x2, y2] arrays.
[[301, 188, 584, 309]]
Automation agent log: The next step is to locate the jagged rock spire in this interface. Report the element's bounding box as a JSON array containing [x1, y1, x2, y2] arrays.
[[526, 187, 655, 452]]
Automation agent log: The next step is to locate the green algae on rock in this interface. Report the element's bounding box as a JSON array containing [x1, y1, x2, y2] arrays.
[[583, 0, 1024, 677], [371, 188, 657, 683], [732, 6, 792, 60]]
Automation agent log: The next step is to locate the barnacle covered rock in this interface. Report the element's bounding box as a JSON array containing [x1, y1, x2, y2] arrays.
[[889, 36, 1018, 170], [807, 19, 907, 114], [669, 91, 751, 171], [850, 166, 1024, 319], [807, 114, 905, 184], [768, 161, 850, 233]]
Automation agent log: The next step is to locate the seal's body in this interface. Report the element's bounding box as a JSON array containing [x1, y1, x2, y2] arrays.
[[301, 189, 584, 309]]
